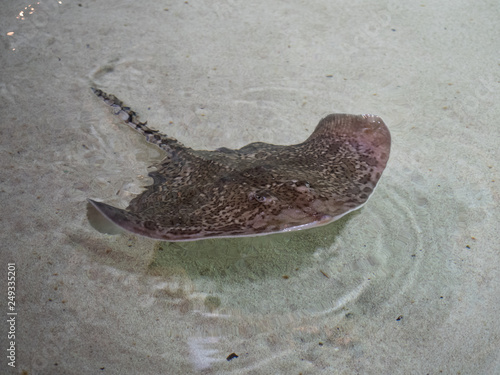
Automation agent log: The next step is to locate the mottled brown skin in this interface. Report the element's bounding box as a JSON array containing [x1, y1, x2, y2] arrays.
[[88, 88, 391, 241]]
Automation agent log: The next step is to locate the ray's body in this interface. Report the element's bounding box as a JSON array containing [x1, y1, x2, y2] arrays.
[[88, 88, 391, 241]]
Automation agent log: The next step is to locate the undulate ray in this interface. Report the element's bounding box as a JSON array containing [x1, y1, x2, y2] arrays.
[[88, 88, 391, 241]]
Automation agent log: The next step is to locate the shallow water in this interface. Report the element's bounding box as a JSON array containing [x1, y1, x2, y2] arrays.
[[1, 0, 499, 374]]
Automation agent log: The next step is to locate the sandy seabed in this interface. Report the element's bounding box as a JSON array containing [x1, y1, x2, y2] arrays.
[[0, 1, 499, 374]]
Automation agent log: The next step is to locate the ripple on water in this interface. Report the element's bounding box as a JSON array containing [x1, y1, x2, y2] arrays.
[[148, 187, 415, 324]]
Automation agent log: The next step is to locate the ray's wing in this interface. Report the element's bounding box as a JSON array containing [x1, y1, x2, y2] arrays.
[[296, 113, 391, 213]]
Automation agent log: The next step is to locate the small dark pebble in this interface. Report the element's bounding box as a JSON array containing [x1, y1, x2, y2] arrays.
[[396, 315, 403, 321], [226, 353, 238, 361]]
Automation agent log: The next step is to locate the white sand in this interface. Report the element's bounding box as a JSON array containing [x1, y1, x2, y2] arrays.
[[1, 0, 499, 374]]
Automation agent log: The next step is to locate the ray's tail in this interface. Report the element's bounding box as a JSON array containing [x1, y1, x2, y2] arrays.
[[91, 87, 187, 156]]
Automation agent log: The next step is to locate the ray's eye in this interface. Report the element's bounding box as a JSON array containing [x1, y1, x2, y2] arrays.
[[296, 180, 311, 188], [254, 193, 267, 202], [249, 190, 271, 203]]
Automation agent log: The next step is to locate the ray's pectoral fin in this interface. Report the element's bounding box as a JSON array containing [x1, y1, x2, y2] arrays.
[[87, 199, 149, 237]]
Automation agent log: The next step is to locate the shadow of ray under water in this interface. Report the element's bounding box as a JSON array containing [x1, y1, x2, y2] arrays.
[[147, 212, 350, 283]]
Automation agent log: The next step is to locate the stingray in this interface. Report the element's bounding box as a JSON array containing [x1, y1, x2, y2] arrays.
[[88, 88, 391, 241]]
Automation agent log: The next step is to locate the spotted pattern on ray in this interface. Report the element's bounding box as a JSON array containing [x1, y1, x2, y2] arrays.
[[88, 88, 391, 241]]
